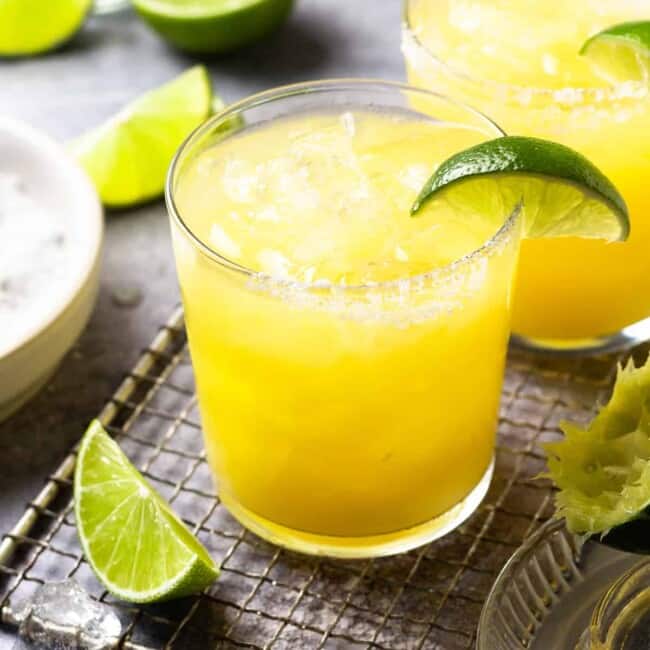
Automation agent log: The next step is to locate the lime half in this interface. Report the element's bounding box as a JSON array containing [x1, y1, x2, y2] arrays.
[[544, 355, 650, 552], [132, 0, 294, 54], [0, 0, 91, 56], [581, 21, 650, 85], [72, 66, 212, 207], [74, 421, 219, 603], [411, 135, 629, 243]]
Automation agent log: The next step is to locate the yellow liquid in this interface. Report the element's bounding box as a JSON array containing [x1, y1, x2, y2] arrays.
[[171, 110, 519, 555], [405, 0, 650, 343]]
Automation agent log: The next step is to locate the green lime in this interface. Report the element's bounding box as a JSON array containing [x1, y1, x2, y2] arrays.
[[411, 135, 629, 243], [74, 420, 219, 603], [544, 355, 650, 553], [72, 65, 213, 207], [132, 0, 294, 54], [0, 0, 91, 57], [580, 21, 650, 85]]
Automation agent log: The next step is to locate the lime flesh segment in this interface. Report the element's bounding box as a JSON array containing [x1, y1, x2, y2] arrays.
[[544, 355, 650, 550], [72, 66, 212, 207], [580, 21, 650, 85], [74, 421, 219, 603], [411, 136, 629, 243], [0, 0, 91, 56], [132, 0, 294, 54]]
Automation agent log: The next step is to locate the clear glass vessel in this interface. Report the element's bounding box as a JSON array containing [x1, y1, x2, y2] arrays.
[[579, 560, 650, 650], [403, 0, 650, 354], [166, 79, 521, 558]]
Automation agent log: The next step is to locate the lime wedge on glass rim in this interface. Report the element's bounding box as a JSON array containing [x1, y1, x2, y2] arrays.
[[72, 65, 213, 208], [544, 355, 650, 554], [580, 21, 650, 85], [74, 421, 219, 603], [411, 135, 629, 243], [0, 0, 91, 57], [132, 0, 294, 54]]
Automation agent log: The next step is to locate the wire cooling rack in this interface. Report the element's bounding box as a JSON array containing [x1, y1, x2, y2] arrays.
[[0, 306, 641, 649]]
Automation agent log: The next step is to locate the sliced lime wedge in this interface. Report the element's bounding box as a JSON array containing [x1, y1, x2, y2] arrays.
[[0, 0, 91, 56], [544, 355, 650, 552], [580, 21, 650, 85], [411, 135, 629, 243], [74, 420, 219, 603], [132, 0, 294, 54], [72, 66, 213, 208]]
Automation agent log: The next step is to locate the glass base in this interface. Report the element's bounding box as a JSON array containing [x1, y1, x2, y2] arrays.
[[510, 315, 650, 356], [219, 458, 493, 558], [477, 518, 643, 650]]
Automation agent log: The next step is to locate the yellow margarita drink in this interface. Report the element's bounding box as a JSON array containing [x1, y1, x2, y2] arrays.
[[404, 0, 650, 350], [168, 82, 518, 557]]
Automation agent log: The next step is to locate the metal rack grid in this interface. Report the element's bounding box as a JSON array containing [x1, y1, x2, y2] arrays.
[[0, 306, 640, 649]]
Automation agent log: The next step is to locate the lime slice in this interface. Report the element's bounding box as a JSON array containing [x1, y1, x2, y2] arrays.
[[580, 21, 650, 85], [74, 420, 219, 603], [72, 66, 212, 207], [411, 135, 629, 243], [0, 0, 91, 56], [132, 0, 294, 54], [544, 355, 650, 552]]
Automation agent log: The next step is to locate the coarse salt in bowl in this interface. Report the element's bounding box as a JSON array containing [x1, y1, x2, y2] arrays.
[[0, 118, 103, 422]]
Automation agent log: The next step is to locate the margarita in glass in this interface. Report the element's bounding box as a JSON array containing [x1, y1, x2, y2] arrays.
[[168, 82, 518, 557], [404, 0, 650, 350]]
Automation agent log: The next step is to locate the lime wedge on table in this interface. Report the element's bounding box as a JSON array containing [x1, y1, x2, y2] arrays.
[[544, 355, 650, 553], [580, 21, 650, 85], [0, 0, 91, 56], [411, 136, 629, 243], [72, 66, 212, 207], [74, 421, 219, 603], [132, 0, 294, 54]]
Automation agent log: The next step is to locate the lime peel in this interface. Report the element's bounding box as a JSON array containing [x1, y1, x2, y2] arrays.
[[0, 0, 91, 57], [72, 65, 213, 207], [411, 135, 629, 243], [544, 355, 650, 537], [132, 0, 294, 54], [74, 420, 219, 603], [580, 21, 650, 85]]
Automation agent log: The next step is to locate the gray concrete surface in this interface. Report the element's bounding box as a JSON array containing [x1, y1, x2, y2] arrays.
[[0, 2, 403, 645]]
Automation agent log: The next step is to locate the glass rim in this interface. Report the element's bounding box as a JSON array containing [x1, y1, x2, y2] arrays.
[[402, 0, 648, 104], [589, 559, 650, 639], [166, 77, 520, 293]]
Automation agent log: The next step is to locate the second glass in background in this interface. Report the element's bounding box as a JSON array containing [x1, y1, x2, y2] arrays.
[[403, 0, 650, 353]]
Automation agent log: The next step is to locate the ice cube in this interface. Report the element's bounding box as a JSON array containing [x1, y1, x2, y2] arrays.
[[222, 159, 257, 203], [542, 53, 558, 76], [394, 246, 409, 262], [257, 249, 292, 278], [210, 224, 241, 259], [398, 164, 431, 192], [252, 206, 281, 223], [13, 580, 121, 650], [340, 112, 356, 137]]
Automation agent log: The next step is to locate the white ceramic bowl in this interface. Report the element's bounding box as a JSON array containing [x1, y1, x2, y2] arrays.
[[0, 118, 103, 422]]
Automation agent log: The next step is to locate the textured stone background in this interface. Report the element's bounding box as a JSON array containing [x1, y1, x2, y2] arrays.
[[0, 2, 402, 645]]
